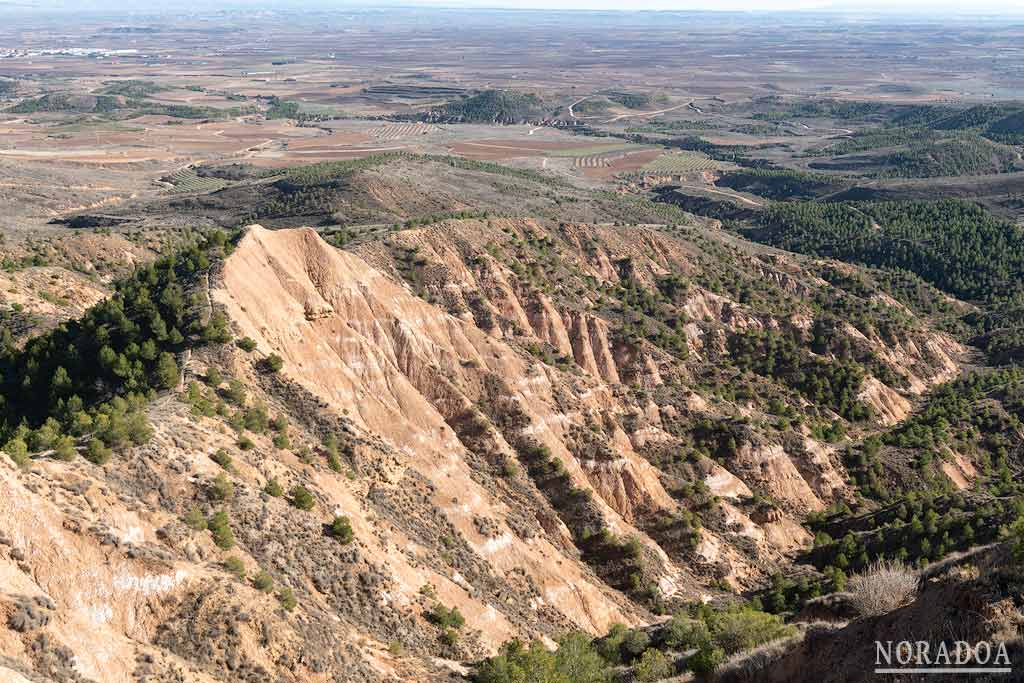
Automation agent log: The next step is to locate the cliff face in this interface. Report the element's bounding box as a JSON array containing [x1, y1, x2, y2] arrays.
[[0, 220, 970, 683]]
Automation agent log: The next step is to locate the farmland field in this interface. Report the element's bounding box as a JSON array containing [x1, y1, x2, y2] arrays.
[[164, 168, 231, 193], [548, 142, 653, 158], [369, 122, 439, 139], [634, 150, 731, 174], [574, 154, 618, 168]]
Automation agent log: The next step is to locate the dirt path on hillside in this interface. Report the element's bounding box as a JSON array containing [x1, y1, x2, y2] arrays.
[[677, 184, 764, 207]]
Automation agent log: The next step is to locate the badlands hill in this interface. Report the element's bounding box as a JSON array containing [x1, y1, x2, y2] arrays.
[[0, 211, 1018, 682]]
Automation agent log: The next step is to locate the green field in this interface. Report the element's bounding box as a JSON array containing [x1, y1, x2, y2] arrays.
[[634, 150, 732, 174], [166, 168, 231, 194]]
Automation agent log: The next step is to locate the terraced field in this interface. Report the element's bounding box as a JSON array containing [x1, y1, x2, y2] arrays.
[[165, 168, 231, 194], [635, 150, 731, 174], [574, 154, 621, 168], [369, 122, 439, 140]]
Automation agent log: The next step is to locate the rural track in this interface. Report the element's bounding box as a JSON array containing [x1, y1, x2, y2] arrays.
[[602, 101, 692, 124], [567, 96, 590, 119], [567, 96, 694, 123], [675, 184, 764, 207]]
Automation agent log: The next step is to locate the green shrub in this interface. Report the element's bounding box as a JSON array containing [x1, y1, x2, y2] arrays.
[[687, 646, 725, 675], [84, 438, 112, 465], [204, 367, 223, 386], [154, 352, 180, 390], [664, 614, 711, 650], [53, 435, 77, 461], [209, 510, 235, 549], [224, 379, 247, 405], [263, 354, 284, 373], [622, 628, 650, 661], [329, 515, 354, 544], [183, 507, 207, 531], [210, 473, 234, 501], [237, 337, 257, 352], [223, 556, 246, 578], [3, 438, 30, 467], [253, 570, 274, 592], [554, 632, 609, 683], [427, 603, 465, 630], [326, 451, 342, 472], [474, 634, 610, 683], [595, 623, 628, 665], [211, 448, 233, 470], [290, 485, 315, 510], [264, 477, 283, 497], [243, 403, 269, 432], [634, 648, 673, 682], [702, 606, 795, 654], [1011, 513, 1024, 560], [279, 587, 297, 611]]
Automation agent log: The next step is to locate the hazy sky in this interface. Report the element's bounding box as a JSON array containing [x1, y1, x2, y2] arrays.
[[3, 0, 1024, 14], [412, 0, 1024, 11]]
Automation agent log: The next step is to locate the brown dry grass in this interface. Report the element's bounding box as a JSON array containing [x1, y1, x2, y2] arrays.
[[848, 559, 919, 617]]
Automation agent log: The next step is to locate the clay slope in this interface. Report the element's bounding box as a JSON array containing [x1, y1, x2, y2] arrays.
[[214, 221, 968, 601], [214, 225, 694, 618]]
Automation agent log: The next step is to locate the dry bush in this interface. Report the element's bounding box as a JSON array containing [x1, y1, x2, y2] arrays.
[[848, 559, 919, 617]]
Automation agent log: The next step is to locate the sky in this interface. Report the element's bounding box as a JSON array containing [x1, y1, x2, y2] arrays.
[[411, 0, 1024, 11], [3, 0, 1024, 14]]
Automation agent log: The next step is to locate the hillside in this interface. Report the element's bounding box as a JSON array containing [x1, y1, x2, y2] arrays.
[[986, 110, 1024, 144], [118, 154, 693, 236], [807, 134, 1019, 179], [424, 90, 548, 124], [0, 200, 983, 681]]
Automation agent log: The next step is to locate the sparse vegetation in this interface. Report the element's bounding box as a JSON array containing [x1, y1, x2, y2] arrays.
[[223, 556, 246, 578], [8, 16, 1024, 683]]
